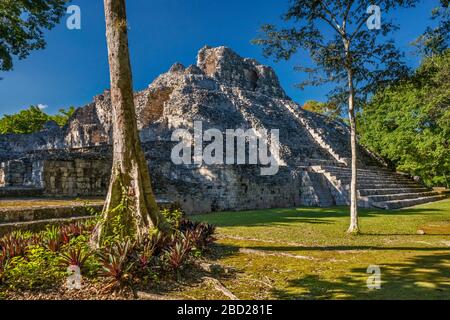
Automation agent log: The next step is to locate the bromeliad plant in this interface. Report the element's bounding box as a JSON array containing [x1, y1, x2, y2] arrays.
[[0, 251, 7, 284], [0, 232, 30, 259], [59, 247, 91, 269], [98, 240, 134, 291], [0, 208, 217, 294], [181, 220, 216, 251], [165, 234, 193, 280], [43, 226, 62, 252]]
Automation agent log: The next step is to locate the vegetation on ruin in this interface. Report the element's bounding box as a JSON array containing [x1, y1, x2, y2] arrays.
[[0, 106, 75, 134], [302, 100, 342, 120]]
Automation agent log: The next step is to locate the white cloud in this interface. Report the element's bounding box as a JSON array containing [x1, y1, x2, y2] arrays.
[[37, 104, 48, 110]]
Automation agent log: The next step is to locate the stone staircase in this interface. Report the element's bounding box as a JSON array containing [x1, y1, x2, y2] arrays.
[[312, 164, 447, 210]]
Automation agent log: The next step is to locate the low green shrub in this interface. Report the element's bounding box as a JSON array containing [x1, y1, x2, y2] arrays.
[[3, 246, 63, 290]]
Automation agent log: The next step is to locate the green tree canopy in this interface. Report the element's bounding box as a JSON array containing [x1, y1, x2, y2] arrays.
[[359, 50, 450, 187], [303, 100, 341, 119], [0, 106, 75, 134], [0, 0, 67, 71], [413, 0, 449, 57], [252, 0, 415, 110]]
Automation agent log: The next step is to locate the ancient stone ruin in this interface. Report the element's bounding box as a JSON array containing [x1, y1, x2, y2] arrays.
[[0, 46, 445, 213]]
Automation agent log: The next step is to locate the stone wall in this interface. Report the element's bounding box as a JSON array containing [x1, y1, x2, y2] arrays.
[[0, 164, 4, 187], [0, 160, 30, 187], [42, 159, 111, 197], [152, 165, 303, 214]]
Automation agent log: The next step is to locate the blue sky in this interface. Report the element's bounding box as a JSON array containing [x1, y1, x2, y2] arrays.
[[0, 0, 441, 117]]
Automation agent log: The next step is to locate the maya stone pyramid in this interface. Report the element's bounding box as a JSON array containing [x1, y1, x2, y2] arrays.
[[0, 46, 445, 213]]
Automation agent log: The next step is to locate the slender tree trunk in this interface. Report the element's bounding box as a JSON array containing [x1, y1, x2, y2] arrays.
[[345, 41, 359, 234], [346, 67, 359, 234], [91, 0, 166, 247]]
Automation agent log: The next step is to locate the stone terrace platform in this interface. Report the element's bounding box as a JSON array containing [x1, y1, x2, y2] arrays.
[[0, 198, 104, 235], [0, 198, 175, 235]]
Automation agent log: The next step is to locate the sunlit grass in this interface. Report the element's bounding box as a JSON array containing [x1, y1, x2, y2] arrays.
[[185, 199, 450, 300]]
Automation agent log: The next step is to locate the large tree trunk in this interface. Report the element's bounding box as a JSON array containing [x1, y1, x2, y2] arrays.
[[347, 67, 359, 234], [91, 0, 166, 247]]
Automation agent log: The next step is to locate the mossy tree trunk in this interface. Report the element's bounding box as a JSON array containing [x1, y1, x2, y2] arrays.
[[91, 0, 166, 247]]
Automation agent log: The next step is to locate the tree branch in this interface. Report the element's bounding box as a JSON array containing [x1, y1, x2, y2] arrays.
[[342, 0, 355, 31], [349, 15, 368, 41], [317, 0, 345, 37]]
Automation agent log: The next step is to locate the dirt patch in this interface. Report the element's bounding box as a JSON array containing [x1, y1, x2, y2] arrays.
[[418, 221, 450, 235]]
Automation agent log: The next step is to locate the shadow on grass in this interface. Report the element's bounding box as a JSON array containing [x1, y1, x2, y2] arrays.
[[244, 245, 450, 252], [139, 243, 241, 298], [271, 252, 450, 300], [196, 206, 444, 228]]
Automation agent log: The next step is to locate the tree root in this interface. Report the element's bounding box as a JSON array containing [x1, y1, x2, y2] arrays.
[[136, 291, 180, 300], [239, 248, 315, 260], [202, 277, 239, 300]]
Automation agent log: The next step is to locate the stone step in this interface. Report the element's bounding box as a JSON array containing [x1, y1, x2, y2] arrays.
[[0, 203, 103, 224], [306, 159, 347, 166], [325, 169, 409, 177], [342, 182, 420, 189], [325, 170, 406, 178], [363, 191, 440, 202], [358, 187, 430, 196], [325, 175, 415, 185], [319, 165, 394, 174], [371, 195, 448, 210], [336, 177, 418, 184], [0, 187, 44, 198], [321, 170, 408, 179], [343, 182, 422, 189], [0, 199, 174, 235]]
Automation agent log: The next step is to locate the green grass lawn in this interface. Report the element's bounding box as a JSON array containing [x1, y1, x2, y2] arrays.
[[182, 199, 450, 300]]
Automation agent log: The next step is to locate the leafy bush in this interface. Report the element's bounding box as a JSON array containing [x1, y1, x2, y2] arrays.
[[0, 233, 30, 259], [161, 208, 184, 230], [3, 246, 63, 290]]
